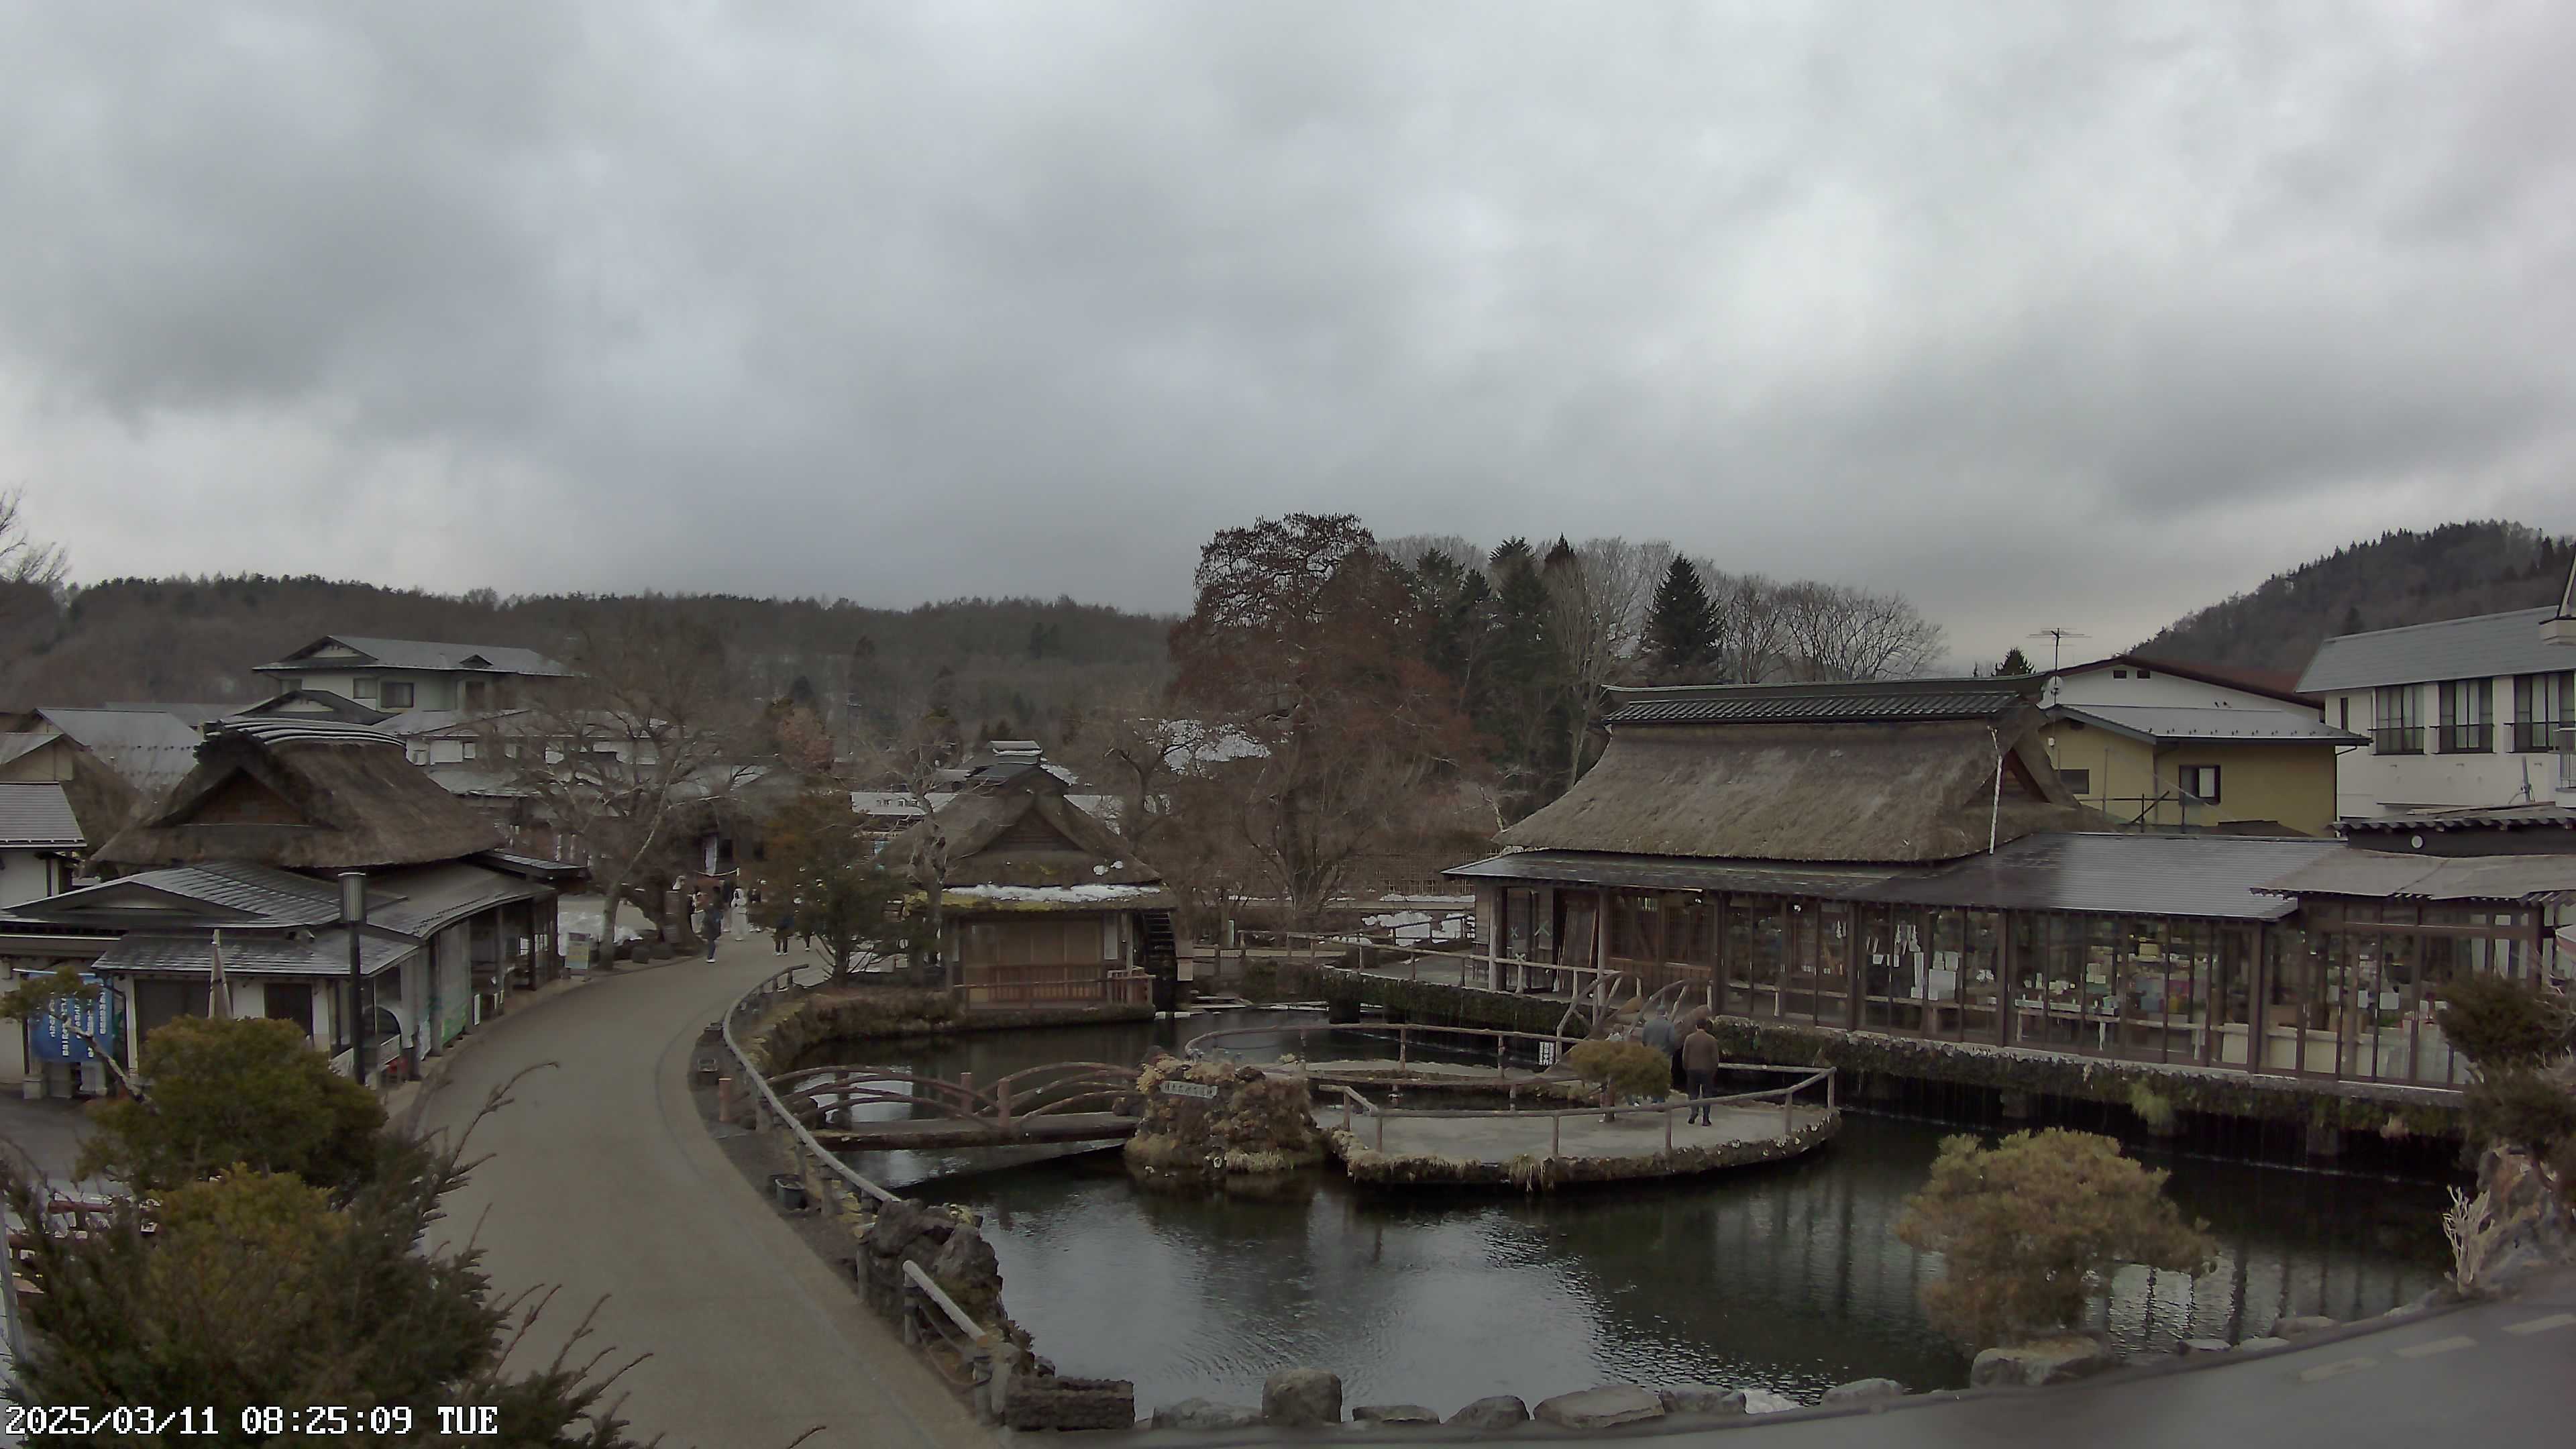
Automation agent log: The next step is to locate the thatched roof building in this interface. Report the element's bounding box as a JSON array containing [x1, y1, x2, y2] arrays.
[[900, 761, 1165, 896], [1499, 678, 2090, 865], [91, 718, 504, 872]]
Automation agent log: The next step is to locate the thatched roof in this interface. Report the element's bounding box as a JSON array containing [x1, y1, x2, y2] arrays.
[[92, 718, 504, 871], [894, 767, 1161, 893], [1499, 708, 2088, 865]]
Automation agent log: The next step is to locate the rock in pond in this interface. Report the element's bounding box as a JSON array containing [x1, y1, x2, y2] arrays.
[[2175, 1338, 2233, 1356], [1970, 1337, 2121, 1387], [1350, 1404, 1442, 1426], [1658, 1384, 1749, 1415], [1152, 1399, 1262, 1431], [2235, 1336, 2292, 1351], [1262, 1368, 1344, 1427], [1445, 1396, 1531, 1429], [2273, 1315, 2341, 1337], [1533, 1385, 1666, 1430], [1821, 1377, 1907, 1406]]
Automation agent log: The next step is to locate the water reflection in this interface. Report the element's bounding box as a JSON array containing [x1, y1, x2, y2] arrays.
[[798, 1015, 2455, 1410]]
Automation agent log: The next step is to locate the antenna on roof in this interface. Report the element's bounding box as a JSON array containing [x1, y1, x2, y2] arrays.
[[2027, 627, 2090, 672]]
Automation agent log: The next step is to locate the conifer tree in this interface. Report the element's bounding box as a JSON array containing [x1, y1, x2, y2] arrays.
[[1645, 556, 1720, 683], [1995, 645, 2033, 676]]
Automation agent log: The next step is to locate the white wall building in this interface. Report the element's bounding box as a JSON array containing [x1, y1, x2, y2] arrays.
[[255, 635, 570, 716], [2298, 606, 2576, 818]]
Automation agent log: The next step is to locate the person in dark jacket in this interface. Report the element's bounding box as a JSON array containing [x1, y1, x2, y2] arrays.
[[771, 902, 795, 955], [1680, 1020, 1723, 1125]]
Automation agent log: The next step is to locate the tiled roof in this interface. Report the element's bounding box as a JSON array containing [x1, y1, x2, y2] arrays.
[[203, 717, 402, 748], [262, 635, 570, 677], [1603, 678, 2036, 727], [34, 707, 203, 794], [2259, 849, 2576, 904], [0, 783, 83, 847], [2049, 704, 2365, 744], [95, 928, 417, 977], [2297, 607, 2573, 692], [1842, 833, 2341, 920], [2341, 804, 2576, 834], [1444, 849, 1901, 898]]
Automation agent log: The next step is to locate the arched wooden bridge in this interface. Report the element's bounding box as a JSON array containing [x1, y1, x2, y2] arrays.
[[771, 1061, 1148, 1149]]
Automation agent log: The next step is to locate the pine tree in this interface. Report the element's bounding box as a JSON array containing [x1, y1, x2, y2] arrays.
[[1995, 646, 2033, 676], [1646, 557, 1720, 683], [2338, 604, 2365, 637]]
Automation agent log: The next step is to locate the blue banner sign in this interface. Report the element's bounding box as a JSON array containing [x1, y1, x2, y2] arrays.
[[25, 975, 120, 1064]]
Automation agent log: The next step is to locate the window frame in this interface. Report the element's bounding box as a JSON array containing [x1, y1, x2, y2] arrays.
[[379, 680, 417, 709], [2178, 764, 2221, 803]]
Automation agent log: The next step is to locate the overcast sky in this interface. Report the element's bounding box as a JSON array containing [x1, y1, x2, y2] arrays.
[[5, 3, 2573, 665]]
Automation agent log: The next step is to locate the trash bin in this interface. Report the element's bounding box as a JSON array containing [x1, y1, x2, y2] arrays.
[[693, 1055, 721, 1087], [770, 1173, 809, 1212]]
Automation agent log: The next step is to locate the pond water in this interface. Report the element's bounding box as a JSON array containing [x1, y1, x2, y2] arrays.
[[802, 1012, 2457, 1412]]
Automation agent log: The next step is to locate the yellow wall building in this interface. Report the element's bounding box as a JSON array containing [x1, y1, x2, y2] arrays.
[[2043, 713, 2348, 835]]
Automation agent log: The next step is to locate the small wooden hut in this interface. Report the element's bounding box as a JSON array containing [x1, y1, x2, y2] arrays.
[[896, 761, 1176, 1006]]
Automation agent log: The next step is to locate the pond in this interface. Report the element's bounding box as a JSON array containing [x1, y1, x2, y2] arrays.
[[802, 1012, 2457, 1411]]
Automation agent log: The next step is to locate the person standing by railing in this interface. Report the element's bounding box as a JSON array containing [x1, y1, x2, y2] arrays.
[[1681, 1020, 1722, 1125]]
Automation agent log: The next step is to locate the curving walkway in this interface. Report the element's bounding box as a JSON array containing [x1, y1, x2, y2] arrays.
[[416, 941, 989, 1449]]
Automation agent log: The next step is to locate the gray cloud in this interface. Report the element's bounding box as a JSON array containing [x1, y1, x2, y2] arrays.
[[3, 1, 2573, 665]]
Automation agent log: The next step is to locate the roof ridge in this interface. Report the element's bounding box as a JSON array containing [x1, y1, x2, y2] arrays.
[[2318, 605, 2557, 641]]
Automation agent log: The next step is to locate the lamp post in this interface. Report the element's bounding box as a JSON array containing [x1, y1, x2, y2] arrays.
[[340, 871, 369, 1087]]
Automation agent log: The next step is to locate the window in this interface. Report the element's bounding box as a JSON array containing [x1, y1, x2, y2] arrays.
[[2178, 765, 2220, 803], [379, 680, 416, 709], [2057, 767, 2092, 795], [462, 739, 479, 761], [2372, 685, 2424, 755], [2438, 679, 2492, 753], [2512, 671, 2575, 753], [2111, 669, 2129, 679], [277, 676, 302, 693], [2136, 668, 2152, 678], [351, 676, 379, 700]]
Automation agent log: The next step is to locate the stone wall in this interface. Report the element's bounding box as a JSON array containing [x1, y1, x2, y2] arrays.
[[747, 984, 1155, 1073]]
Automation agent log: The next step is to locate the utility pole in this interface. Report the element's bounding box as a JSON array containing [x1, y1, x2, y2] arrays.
[[2027, 627, 2091, 672], [340, 871, 370, 1087]]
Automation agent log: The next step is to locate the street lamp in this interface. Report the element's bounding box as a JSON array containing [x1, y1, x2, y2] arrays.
[[339, 871, 369, 1087]]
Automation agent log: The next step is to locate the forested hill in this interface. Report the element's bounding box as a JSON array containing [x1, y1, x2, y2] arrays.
[[2138, 522, 2575, 676], [3, 575, 1173, 736]]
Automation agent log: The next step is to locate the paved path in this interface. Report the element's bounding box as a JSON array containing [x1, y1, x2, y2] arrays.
[[415, 943, 989, 1449]]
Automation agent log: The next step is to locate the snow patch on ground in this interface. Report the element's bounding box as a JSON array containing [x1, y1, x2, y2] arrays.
[[555, 894, 642, 949], [945, 883, 1163, 903], [1741, 1389, 1799, 1414]]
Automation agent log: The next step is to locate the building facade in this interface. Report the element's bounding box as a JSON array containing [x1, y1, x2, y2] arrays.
[[2298, 608, 2576, 818], [255, 635, 571, 716], [2040, 655, 2359, 835]]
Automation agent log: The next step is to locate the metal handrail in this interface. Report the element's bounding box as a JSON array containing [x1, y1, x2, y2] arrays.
[[1186, 1018, 1585, 1066], [1342, 1065, 1833, 1122], [902, 1260, 994, 1349], [720, 963, 901, 1206], [1328, 1067, 1836, 1156]]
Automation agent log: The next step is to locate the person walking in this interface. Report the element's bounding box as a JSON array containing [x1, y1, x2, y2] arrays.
[[731, 884, 751, 938], [702, 885, 727, 962], [1640, 1010, 1677, 1092], [1680, 1020, 1723, 1126], [771, 901, 795, 955]]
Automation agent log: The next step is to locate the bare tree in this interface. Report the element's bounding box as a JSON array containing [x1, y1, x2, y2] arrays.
[[482, 610, 763, 961], [1059, 687, 1201, 857], [1774, 581, 1947, 681], [847, 712, 963, 980], [1379, 533, 1486, 572], [0, 488, 69, 592], [1699, 564, 1789, 685], [1543, 537, 1672, 782]]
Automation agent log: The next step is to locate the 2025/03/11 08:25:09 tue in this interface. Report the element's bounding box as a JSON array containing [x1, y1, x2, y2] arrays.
[[3, 1404, 502, 1436]]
